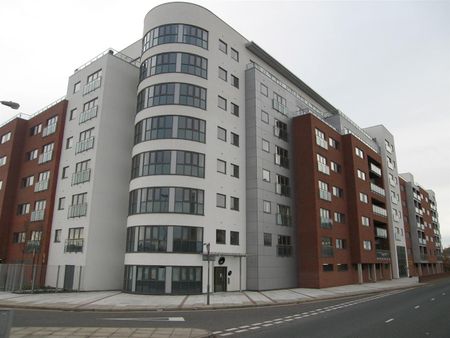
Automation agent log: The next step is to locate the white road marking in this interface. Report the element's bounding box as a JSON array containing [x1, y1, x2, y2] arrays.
[[414, 305, 420, 309], [225, 327, 237, 331], [236, 329, 248, 333], [274, 321, 284, 324], [431, 298, 435, 301], [252, 322, 263, 326], [212, 331, 223, 334], [385, 318, 394, 323], [220, 333, 233, 336], [102, 316, 185, 322], [249, 326, 260, 330], [263, 323, 273, 327], [239, 325, 250, 328]]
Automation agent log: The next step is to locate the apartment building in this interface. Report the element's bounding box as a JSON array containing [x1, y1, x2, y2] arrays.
[[399, 174, 443, 276], [0, 99, 67, 269]]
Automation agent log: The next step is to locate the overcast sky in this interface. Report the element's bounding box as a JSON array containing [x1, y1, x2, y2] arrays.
[[1, 0, 449, 247]]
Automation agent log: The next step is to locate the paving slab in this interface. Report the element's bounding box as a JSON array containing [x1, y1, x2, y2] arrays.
[[80, 293, 185, 310], [262, 289, 310, 302]]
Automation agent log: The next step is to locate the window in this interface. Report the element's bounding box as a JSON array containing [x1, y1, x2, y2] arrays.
[[337, 264, 348, 272], [69, 108, 77, 120], [230, 231, 239, 245], [79, 128, 93, 141], [216, 229, 226, 244], [231, 102, 239, 117], [174, 188, 204, 214], [263, 200, 271, 213], [139, 83, 175, 108], [13, 232, 26, 243], [47, 116, 58, 127], [275, 146, 289, 168], [275, 174, 290, 196], [54, 229, 61, 243], [357, 169, 366, 181], [219, 39, 227, 54], [182, 25, 208, 48], [336, 239, 346, 249], [71, 193, 86, 206], [332, 186, 343, 198], [360, 193, 368, 203], [62, 166, 69, 179], [217, 127, 227, 141], [135, 116, 172, 143], [38, 171, 50, 183], [17, 203, 30, 215], [1, 132, 11, 144], [315, 128, 327, 149], [58, 197, 65, 210], [231, 48, 239, 61], [22, 175, 34, 188], [143, 24, 177, 50], [30, 124, 42, 136], [334, 212, 345, 224], [230, 197, 239, 211], [216, 193, 226, 208], [66, 137, 73, 149], [323, 264, 334, 272], [0, 180, 2, 190], [217, 159, 226, 174], [273, 92, 287, 114], [218, 96, 227, 110], [320, 208, 331, 228], [128, 187, 170, 214], [177, 116, 206, 143], [261, 110, 269, 123], [262, 139, 270, 152], [231, 75, 239, 88], [264, 233, 272, 246], [131, 151, 171, 178], [363, 240, 372, 251], [277, 235, 292, 257], [260, 83, 268, 96], [274, 120, 288, 141], [231, 163, 239, 178], [329, 138, 338, 149], [27, 149, 38, 160], [231, 132, 239, 147], [262, 169, 270, 182], [277, 204, 291, 226], [172, 266, 202, 294], [0, 156, 6, 166], [355, 147, 364, 159], [34, 200, 46, 211], [361, 216, 370, 227], [73, 81, 81, 93], [218, 67, 227, 81], [180, 53, 208, 79], [331, 161, 341, 173], [317, 154, 329, 175], [172, 226, 203, 253], [141, 52, 177, 80], [175, 151, 205, 178], [82, 98, 98, 120]]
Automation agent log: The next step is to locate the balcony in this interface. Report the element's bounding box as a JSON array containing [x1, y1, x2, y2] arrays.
[[68, 203, 88, 218], [415, 207, 423, 216], [83, 77, 102, 95], [275, 183, 290, 197], [318, 163, 330, 175], [420, 253, 428, 261], [64, 238, 84, 253], [272, 99, 288, 115], [319, 189, 332, 201], [320, 218, 333, 229], [75, 137, 95, 154], [321, 246, 334, 257], [375, 227, 388, 238], [276, 213, 291, 226], [315, 135, 328, 150], [417, 223, 425, 230], [79, 106, 98, 124], [370, 183, 385, 197], [274, 154, 289, 168], [436, 253, 443, 261], [30, 209, 45, 222], [277, 245, 292, 257], [376, 250, 391, 260], [273, 126, 288, 141], [34, 179, 49, 192], [418, 238, 427, 245], [42, 123, 57, 137], [24, 240, 41, 253], [369, 163, 382, 176], [385, 143, 393, 154], [71, 169, 91, 185], [38, 151, 53, 164], [372, 205, 387, 217]]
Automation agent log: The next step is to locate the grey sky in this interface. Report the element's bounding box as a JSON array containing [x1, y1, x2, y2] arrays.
[[1, 0, 449, 246]]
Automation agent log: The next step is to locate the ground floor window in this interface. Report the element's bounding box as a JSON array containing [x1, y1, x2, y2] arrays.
[[172, 266, 202, 294]]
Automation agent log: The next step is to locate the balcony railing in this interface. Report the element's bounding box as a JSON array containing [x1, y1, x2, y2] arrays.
[[318, 163, 330, 175], [71, 169, 91, 185], [272, 99, 288, 115], [369, 163, 382, 176], [83, 77, 102, 95], [316, 135, 328, 150], [25, 240, 41, 253], [64, 238, 84, 253], [275, 183, 290, 197], [75, 137, 95, 154], [418, 238, 427, 245], [370, 183, 385, 196], [30, 209, 45, 222], [276, 213, 291, 226], [376, 250, 391, 260], [273, 126, 288, 141], [320, 218, 333, 229], [420, 253, 428, 261], [277, 245, 292, 257], [319, 189, 332, 201], [274, 154, 289, 168], [68, 203, 88, 218], [38, 151, 53, 164], [321, 246, 334, 257], [42, 123, 57, 137], [79, 106, 98, 124], [375, 227, 388, 238], [372, 205, 387, 217], [417, 223, 425, 230], [34, 179, 49, 192], [436, 254, 443, 261]]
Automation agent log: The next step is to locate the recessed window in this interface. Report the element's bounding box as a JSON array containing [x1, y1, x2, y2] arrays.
[[13, 232, 26, 243], [218, 96, 227, 110], [332, 186, 343, 197], [355, 147, 364, 159], [329, 138, 339, 149], [334, 212, 345, 224], [27, 149, 38, 161], [231, 132, 239, 147], [58, 197, 65, 210], [261, 110, 269, 123], [21, 175, 34, 188], [230, 231, 239, 245], [231, 103, 239, 117], [231, 163, 239, 178], [66, 137, 73, 149], [17, 203, 30, 215], [218, 67, 227, 81], [1, 132, 11, 144], [231, 48, 239, 61], [216, 193, 226, 208], [330, 161, 341, 173], [216, 229, 226, 244], [231, 75, 239, 88], [323, 264, 334, 272], [262, 139, 270, 152], [359, 193, 368, 203], [337, 264, 348, 272], [357, 169, 366, 181], [217, 127, 227, 142], [260, 83, 268, 96], [219, 39, 227, 54], [73, 81, 81, 93], [62, 166, 69, 179], [69, 108, 77, 120], [336, 239, 346, 249], [361, 216, 370, 227], [263, 200, 271, 213], [0, 156, 6, 166], [262, 169, 270, 182], [230, 196, 239, 211], [363, 240, 372, 251], [30, 124, 42, 136], [54, 229, 62, 243], [217, 159, 226, 174], [264, 233, 272, 246]]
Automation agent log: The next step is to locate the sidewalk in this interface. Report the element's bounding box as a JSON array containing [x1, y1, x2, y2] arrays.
[[0, 277, 419, 311]]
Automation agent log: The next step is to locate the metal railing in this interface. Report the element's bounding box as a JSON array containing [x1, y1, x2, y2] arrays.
[[372, 205, 387, 217], [71, 169, 91, 185], [79, 106, 98, 124], [274, 154, 289, 168], [272, 99, 288, 115], [275, 183, 290, 196], [320, 218, 333, 229], [273, 126, 288, 141], [375, 227, 388, 238], [25, 240, 41, 253], [370, 183, 385, 196], [83, 77, 102, 96], [276, 213, 291, 226], [318, 163, 330, 175], [68, 203, 88, 218], [38, 151, 53, 164], [34, 179, 49, 192], [376, 250, 391, 259], [75, 137, 95, 154], [319, 189, 332, 201], [369, 163, 382, 176], [64, 239, 84, 253], [42, 123, 57, 137], [30, 210, 45, 222], [321, 246, 334, 257], [315, 135, 328, 149]]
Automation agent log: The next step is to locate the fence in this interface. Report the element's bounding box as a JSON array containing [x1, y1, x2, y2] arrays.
[[0, 264, 84, 293]]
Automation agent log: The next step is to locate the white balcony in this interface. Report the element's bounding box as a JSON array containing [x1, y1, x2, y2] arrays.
[[369, 163, 382, 176], [68, 203, 88, 218], [372, 205, 387, 217], [30, 209, 45, 222], [272, 99, 288, 115], [370, 183, 385, 196], [75, 137, 95, 154], [38, 151, 53, 164], [71, 169, 91, 185], [273, 126, 288, 141], [79, 106, 98, 124], [42, 123, 57, 137], [376, 227, 388, 238], [34, 179, 49, 192], [318, 163, 330, 175], [274, 154, 289, 168], [275, 183, 290, 196], [315, 135, 328, 150], [83, 77, 102, 95], [319, 189, 332, 201]]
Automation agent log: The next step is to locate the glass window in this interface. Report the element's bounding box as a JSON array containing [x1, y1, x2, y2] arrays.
[[216, 193, 226, 208], [66, 137, 73, 149], [218, 67, 227, 81], [360, 193, 368, 203], [177, 116, 206, 142], [363, 240, 372, 250], [262, 139, 270, 152], [277, 235, 292, 257], [263, 200, 271, 213], [134, 265, 166, 294], [262, 169, 270, 182], [261, 110, 269, 123], [140, 52, 177, 80], [274, 120, 288, 141], [1, 132, 11, 144], [182, 25, 208, 49], [54, 229, 61, 243], [216, 229, 226, 244], [217, 127, 227, 141], [58, 197, 65, 210], [143, 24, 178, 51], [172, 266, 202, 294], [230, 196, 239, 211], [231, 132, 239, 147], [231, 75, 239, 88], [73, 81, 80, 93], [218, 96, 227, 110], [134, 116, 173, 144], [127, 226, 167, 253], [217, 159, 226, 174], [231, 163, 239, 178], [179, 83, 207, 109], [260, 83, 268, 96], [174, 188, 204, 215], [128, 187, 170, 214], [173, 226, 203, 253], [131, 150, 171, 178], [219, 39, 227, 54], [230, 231, 239, 245], [231, 102, 239, 117], [264, 233, 272, 246], [69, 108, 77, 120], [362, 216, 370, 226], [231, 48, 239, 61], [175, 151, 205, 178], [180, 53, 208, 78]]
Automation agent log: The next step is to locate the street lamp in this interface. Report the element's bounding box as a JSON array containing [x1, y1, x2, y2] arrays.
[[203, 242, 211, 305], [1, 101, 20, 110]]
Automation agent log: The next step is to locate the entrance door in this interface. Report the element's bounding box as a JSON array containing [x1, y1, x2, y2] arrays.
[[397, 246, 408, 277], [214, 267, 227, 292], [63, 265, 75, 290]]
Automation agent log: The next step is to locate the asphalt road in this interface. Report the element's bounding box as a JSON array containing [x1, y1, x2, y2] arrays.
[[10, 277, 450, 337]]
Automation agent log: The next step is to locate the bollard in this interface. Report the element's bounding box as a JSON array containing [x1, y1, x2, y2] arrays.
[[0, 309, 13, 338]]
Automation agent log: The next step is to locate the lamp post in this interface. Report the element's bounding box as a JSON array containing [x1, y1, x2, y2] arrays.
[[203, 242, 211, 305], [1, 101, 20, 110]]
